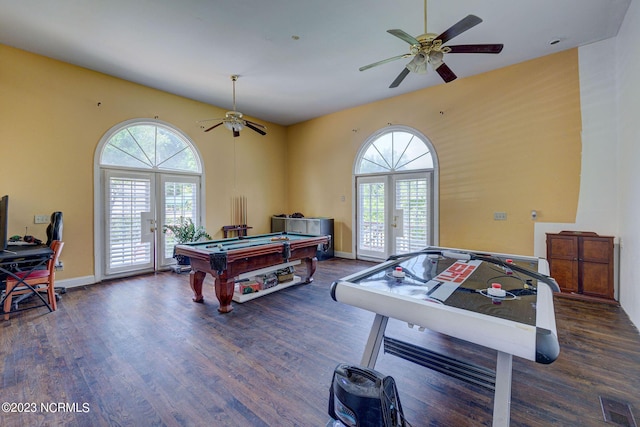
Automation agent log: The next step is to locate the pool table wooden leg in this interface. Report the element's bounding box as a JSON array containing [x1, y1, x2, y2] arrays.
[[215, 273, 235, 313], [301, 256, 318, 283], [189, 270, 206, 303]]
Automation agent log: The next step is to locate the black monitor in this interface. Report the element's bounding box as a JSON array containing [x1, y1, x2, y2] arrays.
[[0, 195, 8, 251]]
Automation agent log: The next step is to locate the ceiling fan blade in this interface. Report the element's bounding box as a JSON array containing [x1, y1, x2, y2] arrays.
[[204, 122, 224, 132], [360, 54, 411, 72], [389, 67, 411, 88], [246, 122, 267, 136], [447, 44, 503, 54], [387, 29, 421, 46], [435, 62, 457, 83], [436, 15, 483, 44], [245, 120, 266, 130]]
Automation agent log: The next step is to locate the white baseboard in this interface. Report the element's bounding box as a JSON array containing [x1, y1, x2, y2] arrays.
[[334, 251, 354, 259], [56, 275, 96, 289]]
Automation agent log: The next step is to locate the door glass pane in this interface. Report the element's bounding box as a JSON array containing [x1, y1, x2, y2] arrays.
[[358, 181, 386, 254], [107, 175, 152, 273], [163, 181, 198, 259], [395, 176, 429, 253]]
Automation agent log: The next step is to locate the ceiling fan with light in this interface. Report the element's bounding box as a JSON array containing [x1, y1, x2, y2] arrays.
[[199, 75, 267, 137], [360, 0, 503, 87]]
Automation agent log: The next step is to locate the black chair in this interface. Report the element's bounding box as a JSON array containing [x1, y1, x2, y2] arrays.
[[46, 212, 63, 246]]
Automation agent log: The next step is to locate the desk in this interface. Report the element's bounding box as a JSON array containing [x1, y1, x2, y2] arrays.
[[330, 247, 560, 427], [1, 244, 54, 317], [175, 232, 331, 313]]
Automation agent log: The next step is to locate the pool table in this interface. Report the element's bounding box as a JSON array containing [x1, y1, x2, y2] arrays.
[[174, 232, 331, 313]]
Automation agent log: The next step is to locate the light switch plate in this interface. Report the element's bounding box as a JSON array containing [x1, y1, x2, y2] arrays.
[[493, 212, 507, 221], [34, 215, 49, 224]]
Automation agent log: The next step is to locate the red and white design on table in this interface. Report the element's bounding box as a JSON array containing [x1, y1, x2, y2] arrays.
[[435, 260, 479, 284], [428, 260, 481, 302]]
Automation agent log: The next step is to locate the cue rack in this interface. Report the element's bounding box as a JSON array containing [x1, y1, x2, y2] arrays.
[[222, 195, 252, 238]]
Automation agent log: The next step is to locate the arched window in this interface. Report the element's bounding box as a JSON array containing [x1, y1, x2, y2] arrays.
[[354, 126, 438, 260], [100, 122, 201, 172], [356, 129, 433, 174], [95, 119, 205, 279]]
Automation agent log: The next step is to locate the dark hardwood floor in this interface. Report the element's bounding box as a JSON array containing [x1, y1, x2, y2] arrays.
[[1, 258, 639, 426]]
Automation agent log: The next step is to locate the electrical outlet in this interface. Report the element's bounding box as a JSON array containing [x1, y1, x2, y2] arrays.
[[55, 261, 63, 271], [493, 212, 507, 221], [34, 214, 49, 224]]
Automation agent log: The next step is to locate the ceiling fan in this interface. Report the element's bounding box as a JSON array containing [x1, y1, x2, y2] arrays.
[[200, 75, 267, 137], [360, 0, 503, 87]]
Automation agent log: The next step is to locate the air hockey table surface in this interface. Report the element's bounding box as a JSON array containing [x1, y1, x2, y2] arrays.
[[330, 246, 561, 427]]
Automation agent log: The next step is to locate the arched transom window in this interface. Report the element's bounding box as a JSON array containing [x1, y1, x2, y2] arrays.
[[101, 122, 201, 172], [356, 129, 433, 174]]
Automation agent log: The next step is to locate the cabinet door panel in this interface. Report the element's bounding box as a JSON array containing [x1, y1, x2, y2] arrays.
[[307, 220, 321, 235], [271, 217, 286, 233], [581, 238, 613, 263], [287, 219, 307, 233], [549, 235, 578, 259], [581, 262, 614, 298], [549, 258, 579, 293]]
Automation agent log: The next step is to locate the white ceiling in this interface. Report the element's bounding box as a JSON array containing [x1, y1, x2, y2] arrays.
[[0, 0, 630, 126]]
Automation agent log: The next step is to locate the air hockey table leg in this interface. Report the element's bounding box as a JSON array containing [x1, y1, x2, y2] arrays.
[[493, 350, 513, 427], [360, 314, 389, 368]]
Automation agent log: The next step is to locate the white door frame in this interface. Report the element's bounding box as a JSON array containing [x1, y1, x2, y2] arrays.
[[93, 119, 206, 282]]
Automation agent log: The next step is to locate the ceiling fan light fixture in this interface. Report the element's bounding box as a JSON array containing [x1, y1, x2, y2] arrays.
[[199, 76, 266, 137], [428, 50, 444, 68], [406, 52, 428, 74], [224, 121, 245, 132]]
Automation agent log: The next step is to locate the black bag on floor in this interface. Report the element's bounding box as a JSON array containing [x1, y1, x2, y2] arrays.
[[328, 364, 407, 427]]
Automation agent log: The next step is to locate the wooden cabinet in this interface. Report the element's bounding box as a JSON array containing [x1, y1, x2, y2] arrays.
[[546, 231, 615, 300]]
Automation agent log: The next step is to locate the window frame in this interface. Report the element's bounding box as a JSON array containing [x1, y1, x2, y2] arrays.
[[353, 125, 439, 259]]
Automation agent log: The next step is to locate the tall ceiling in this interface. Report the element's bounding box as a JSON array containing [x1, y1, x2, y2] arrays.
[[0, 0, 630, 126]]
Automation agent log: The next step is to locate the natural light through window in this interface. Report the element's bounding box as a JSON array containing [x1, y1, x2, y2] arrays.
[[101, 123, 200, 172], [356, 130, 433, 174]]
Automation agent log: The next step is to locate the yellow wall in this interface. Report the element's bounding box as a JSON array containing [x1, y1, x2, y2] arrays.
[[0, 44, 287, 281], [287, 49, 582, 255], [0, 43, 581, 283]]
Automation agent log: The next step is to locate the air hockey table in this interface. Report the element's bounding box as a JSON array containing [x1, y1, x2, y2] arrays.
[[330, 247, 560, 427]]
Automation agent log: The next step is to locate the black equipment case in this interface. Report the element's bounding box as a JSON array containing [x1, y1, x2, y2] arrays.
[[328, 364, 407, 427]]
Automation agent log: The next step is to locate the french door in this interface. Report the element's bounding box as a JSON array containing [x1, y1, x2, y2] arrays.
[[103, 169, 201, 277], [356, 172, 432, 260]]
